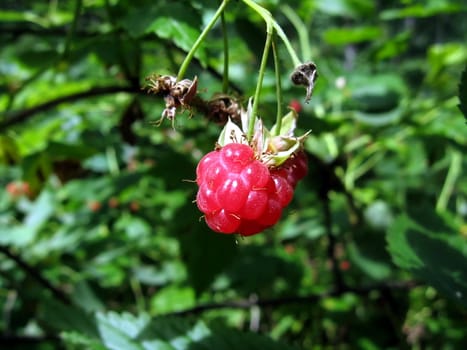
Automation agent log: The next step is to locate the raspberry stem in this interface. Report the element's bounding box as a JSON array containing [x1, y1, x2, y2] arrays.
[[272, 37, 283, 136], [241, 0, 301, 68], [177, 0, 231, 81], [221, 12, 229, 93], [247, 21, 273, 141], [281, 4, 311, 63], [240, 0, 302, 139]]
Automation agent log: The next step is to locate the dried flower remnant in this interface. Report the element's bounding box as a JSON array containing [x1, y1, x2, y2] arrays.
[[207, 94, 242, 125], [290, 62, 318, 103], [145, 74, 198, 126]]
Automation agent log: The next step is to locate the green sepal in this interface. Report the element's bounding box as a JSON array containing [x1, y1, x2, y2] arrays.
[[270, 109, 298, 137], [216, 97, 310, 168], [217, 118, 247, 147]]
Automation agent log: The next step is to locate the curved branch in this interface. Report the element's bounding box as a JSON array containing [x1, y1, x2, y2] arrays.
[[169, 280, 420, 316], [0, 335, 60, 346], [0, 245, 71, 305], [0, 85, 141, 131]]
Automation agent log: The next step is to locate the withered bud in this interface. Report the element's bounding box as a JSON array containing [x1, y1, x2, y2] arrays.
[[144, 74, 198, 127], [206, 94, 241, 125], [290, 62, 318, 104]]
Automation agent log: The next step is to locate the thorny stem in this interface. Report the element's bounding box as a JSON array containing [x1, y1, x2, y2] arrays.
[[177, 0, 230, 81], [221, 11, 229, 93], [247, 22, 273, 140], [272, 37, 283, 135]]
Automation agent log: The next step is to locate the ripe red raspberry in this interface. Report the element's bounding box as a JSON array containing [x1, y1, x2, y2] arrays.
[[196, 143, 286, 235], [196, 143, 308, 236]]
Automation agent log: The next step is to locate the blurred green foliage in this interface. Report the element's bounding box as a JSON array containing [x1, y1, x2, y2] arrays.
[[1, 0, 466, 349]]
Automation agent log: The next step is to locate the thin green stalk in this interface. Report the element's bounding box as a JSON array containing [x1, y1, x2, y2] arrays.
[[177, 0, 230, 80], [436, 149, 462, 212], [62, 0, 83, 60], [272, 37, 283, 135], [281, 4, 311, 62], [273, 23, 301, 67], [130, 277, 146, 312], [247, 23, 273, 140], [241, 0, 301, 67], [221, 11, 229, 93], [105, 0, 132, 79], [106, 146, 120, 176]]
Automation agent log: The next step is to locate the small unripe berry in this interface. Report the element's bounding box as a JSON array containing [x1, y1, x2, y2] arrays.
[[289, 99, 302, 113]]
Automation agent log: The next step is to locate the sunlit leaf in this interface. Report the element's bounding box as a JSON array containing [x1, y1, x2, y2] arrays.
[[315, 0, 375, 18], [381, 3, 462, 19], [94, 312, 299, 350], [323, 26, 382, 45]]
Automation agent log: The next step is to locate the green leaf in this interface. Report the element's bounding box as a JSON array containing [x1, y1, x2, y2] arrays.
[[0, 226, 36, 247], [120, 2, 207, 65], [29, 227, 82, 258], [323, 26, 383, 46], [458, 63, 467, 120], [315, 0, 375, 18], [427, 43, 467, 84], [0, 135, 20, 163], [0, 10, 38, 22], [40, 299, 99, 337], [46, 141, 97, 160], [92, 311, 300, 350], [132, 261, 187, 286], [219, 245, 304, 295], [352, 108, 403, 127], [348, 74, 406, 113], [380, 3, 462, 20], [148, 17, 202, 54], [150, 285, 196, 315], [24, 189, 55, 230], [72, 280, 105, 313], [96, 312, 148, 350], [348, 241, 392, 281], [61, 331, 107, 350], [121, 3, 200, 38], [177, 201, 238, 294], [387, 214, 467, 306]]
